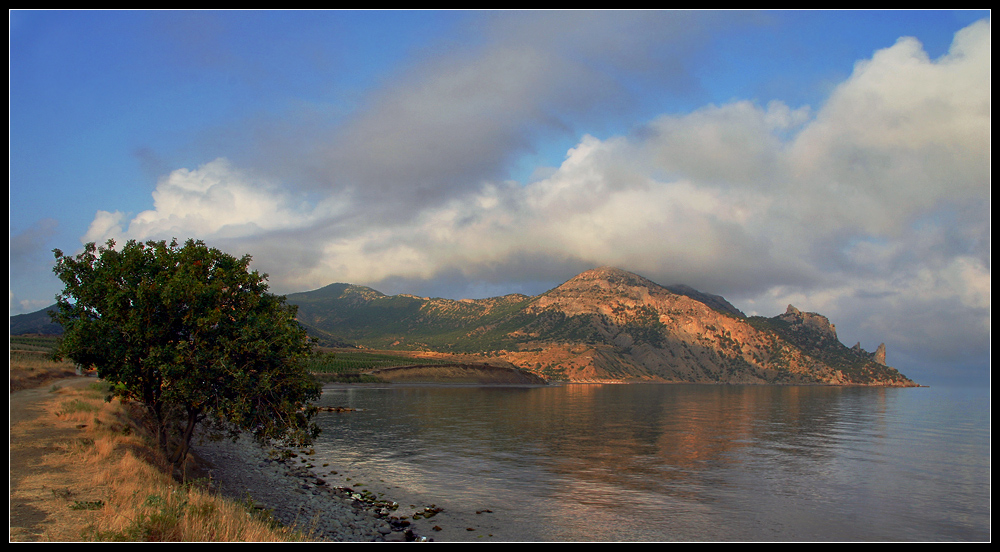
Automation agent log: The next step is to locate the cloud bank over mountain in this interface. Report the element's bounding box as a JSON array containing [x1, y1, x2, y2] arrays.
[[14, 13, 990, 383]]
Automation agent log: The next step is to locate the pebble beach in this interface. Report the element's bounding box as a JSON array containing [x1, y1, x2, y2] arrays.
[[191, 433, 424, 542]]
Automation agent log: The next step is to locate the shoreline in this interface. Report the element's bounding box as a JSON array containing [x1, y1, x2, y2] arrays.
[[190, 419, 509, 542], [191, 383, 518, 542], [190, 432, 424, 542]]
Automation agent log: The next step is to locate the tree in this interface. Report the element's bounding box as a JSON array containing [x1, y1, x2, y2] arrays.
[[51, 238, 321, 469]]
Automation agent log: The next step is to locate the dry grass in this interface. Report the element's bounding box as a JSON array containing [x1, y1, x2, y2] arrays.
[[10, 364, 309, 541], [9, 350, 79, 392]]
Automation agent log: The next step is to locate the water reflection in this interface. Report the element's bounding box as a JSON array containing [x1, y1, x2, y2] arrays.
[[312, 384, 988, 541]]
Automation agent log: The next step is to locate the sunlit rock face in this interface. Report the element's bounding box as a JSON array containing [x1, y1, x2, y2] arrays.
[[286, 267, 917, 386]]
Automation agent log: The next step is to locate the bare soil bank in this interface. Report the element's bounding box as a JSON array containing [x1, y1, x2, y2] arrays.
[[369, 363, 547, 385]]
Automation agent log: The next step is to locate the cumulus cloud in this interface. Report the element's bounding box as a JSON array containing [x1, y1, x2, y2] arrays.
[[84, 19, 990, 380], [786, 20, 991, 237], [84, 158, 339, 243]]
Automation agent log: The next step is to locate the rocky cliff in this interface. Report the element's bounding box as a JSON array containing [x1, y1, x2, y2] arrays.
[[287, 267, 917, 387]]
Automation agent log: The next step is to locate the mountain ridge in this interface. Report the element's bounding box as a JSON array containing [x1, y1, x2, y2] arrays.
[[9, 267, 915, 386], [286, 267, 916, 386]]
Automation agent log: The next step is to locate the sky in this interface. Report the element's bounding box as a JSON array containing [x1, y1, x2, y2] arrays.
[[9, 10, 991, 385]]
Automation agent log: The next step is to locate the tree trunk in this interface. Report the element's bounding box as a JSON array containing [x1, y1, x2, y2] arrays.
[[168, 408, 202, 469]]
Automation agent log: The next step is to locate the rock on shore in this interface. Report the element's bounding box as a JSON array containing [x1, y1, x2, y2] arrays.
[[190, 433, 422, 542]]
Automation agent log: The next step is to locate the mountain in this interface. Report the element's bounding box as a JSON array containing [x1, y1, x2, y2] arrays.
[[9, 304, 62, 336], [9, 268, 915, 386], [286, 267, 917, 386]]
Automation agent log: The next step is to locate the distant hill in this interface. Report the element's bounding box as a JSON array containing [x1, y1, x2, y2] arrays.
[[9, 304, 62, 336], [286, 267, 917, 386]]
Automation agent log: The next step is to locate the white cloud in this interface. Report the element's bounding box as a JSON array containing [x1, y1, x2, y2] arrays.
[[82, 20, 990, 378], [83, 158, 346, 245], [787, 20, 991, 236], [83, 210, 126, 244], [640, 100, 798, 188]]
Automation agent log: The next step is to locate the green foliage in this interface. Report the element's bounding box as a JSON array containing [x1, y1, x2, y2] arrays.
[[51, 238, 321, 467], [70, 500, 105, 511]]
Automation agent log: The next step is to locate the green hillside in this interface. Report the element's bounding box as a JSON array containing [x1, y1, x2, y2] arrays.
[[285, 269, 916, 386]]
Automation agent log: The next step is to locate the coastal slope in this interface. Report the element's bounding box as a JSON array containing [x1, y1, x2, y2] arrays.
[[287, 267, 916, 386]]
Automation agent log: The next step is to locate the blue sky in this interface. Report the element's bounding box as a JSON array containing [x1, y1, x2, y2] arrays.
[[9, 10, 990, 385]]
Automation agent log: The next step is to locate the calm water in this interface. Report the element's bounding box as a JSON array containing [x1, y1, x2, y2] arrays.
[[310, 384, 989, 542]]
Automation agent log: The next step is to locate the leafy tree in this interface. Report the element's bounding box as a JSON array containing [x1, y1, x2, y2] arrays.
[[51, 238, 321, 469]]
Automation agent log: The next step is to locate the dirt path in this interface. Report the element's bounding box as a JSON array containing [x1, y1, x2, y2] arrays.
[[9, 376, 100, 541]]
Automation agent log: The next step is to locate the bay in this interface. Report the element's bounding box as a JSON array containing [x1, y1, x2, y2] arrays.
[[309, 383, 990, 542]]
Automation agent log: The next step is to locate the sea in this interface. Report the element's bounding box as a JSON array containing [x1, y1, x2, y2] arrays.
[[308, 383, 990, 542]]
